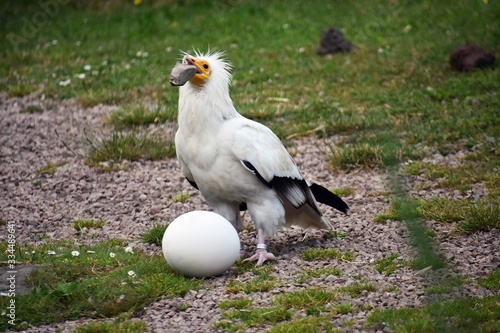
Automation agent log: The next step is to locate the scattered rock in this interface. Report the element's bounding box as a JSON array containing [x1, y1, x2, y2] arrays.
[[449, 43, 495, 72], [0, 93, 497, 332], [317, 27, 354, 55]]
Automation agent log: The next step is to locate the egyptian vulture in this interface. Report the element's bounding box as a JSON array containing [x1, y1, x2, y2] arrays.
[[173, 50, 348, 265]]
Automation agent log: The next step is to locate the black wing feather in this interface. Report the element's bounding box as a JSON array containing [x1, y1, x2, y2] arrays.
[[241, 160, 272, 188], [271, 176, 320, 213], [309, 183, 349, 214], [240, 160, 349, 215], [186, 177, 199, 190]]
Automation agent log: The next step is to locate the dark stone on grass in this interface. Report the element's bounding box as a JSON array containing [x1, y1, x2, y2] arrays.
[[317, 27, 354, 55], [449, 43, 495, 72]]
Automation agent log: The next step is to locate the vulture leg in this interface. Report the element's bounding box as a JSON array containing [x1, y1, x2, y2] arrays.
[[243, 229, 276, 265]]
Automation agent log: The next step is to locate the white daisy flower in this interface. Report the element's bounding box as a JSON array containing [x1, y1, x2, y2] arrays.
[[75, 73, 86, 79], [109, 252, 116, 258], [128, 270, 136, 277], [84, 65, 92, 71], [71, 250, 80, 257], [124, 246, 134, 254], [59, 79, 71, 86]]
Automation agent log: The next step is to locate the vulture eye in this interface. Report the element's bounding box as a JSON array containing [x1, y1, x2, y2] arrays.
[[203, 64, 209, 69]]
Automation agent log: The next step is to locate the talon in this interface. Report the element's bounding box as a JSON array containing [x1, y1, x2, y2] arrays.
[[243, 248, 276, 265]]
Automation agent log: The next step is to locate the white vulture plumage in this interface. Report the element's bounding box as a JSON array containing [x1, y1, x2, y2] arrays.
[[173, 50, 349, 265]]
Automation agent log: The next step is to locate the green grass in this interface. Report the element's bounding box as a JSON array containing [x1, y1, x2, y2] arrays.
[[331, 187, 355, 198], [142, 223, 167, 246], [366, 296, 500, 333], [339, 282, 377, 298], [266, 315, 337, 333], [405, 143, 500, 195], [0, 240, 201, 331], [376, 197, 500, 234], [171, 192, 192, 203], [225, 272, 280, 294], [219, 298, 253, 310], [107, 105, 176, 129], [1, 0, 497, 160], [299, 266, 342, 281], [216, 289, 338, 331], [301, 248, 355, 262], [72, 218, 106, 231], [222, 306, 292, 328], [374, 253, 403, 276], [85, 130, 175, 164], [36, 161, 59, 175], [479, 269, 500, 292], [273, 288, 337, 309]]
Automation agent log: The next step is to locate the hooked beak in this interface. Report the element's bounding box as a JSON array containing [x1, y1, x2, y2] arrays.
[[184, 57, 203, 74]]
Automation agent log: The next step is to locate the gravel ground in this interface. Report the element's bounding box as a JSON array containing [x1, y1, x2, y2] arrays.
[[1, 93, 498, 332]]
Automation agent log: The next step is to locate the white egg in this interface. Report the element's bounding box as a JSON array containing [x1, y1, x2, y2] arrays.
[[162, 211, 240, 278]]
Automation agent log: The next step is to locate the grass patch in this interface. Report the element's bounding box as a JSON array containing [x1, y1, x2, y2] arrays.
[[479, 269, 500, 292], [328, 143, 387, 171], [267, 315, 337, 333], [36, 161, 59, 175], [219, 298, 253, 310], [142, 223, 167, 246], [300, 266, 342, 280], [334, 303, 354, 315], [72, 218, 105, 231], [225, 272, 280, 294], [1, 0, 497, 165], [331, 187, 355, 197], [0, 240, 201, 331], [221, 306, 292, 328], [85, 130, 175, 164], [301, 248, 355, 262], [171, 192, 191, 203], [366, 296, 500, 333], [107, 105, 176, 129], [376, 197, 500, 234], [273, 288, 337, 309], [374, 253, 402, 276], [405, 142, 500, 195], [339, 282, 377, 298]]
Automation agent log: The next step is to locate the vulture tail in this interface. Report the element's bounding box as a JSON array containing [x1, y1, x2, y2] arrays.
[[309, 183, 349, 214]]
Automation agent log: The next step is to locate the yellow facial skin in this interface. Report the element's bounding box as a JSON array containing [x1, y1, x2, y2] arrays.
[[185, 57, 211, 86]]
